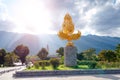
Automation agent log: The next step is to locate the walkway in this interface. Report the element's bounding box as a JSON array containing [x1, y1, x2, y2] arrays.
[[1, 67, 120, 80]]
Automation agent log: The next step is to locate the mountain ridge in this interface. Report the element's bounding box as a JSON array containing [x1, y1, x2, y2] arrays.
[[0, 31, 120, 55]]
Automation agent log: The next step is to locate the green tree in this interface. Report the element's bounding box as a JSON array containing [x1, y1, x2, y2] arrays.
[[4, 53, 13, 66], [37, 48, 48, 60], [50, 58, 60, 69], [81, 48, 97, 60], [0, 49, 6, 66], [98, 50, 107, 61], [60, 56, 64, 64], [56, 47, 64, 57], [98, 50, 117, 62], [14, 44, 29, 65], [37, 48, 48, 69], [116, 44, 120, 53], [11, 52, 19, 62], [115, 44, 120, 60], [77, 52, 84, 60]]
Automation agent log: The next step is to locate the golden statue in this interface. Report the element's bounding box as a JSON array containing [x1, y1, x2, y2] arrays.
[[58, 13, 81, 46]]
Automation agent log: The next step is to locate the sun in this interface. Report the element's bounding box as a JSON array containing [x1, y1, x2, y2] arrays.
[[11, 0, 53, 34]]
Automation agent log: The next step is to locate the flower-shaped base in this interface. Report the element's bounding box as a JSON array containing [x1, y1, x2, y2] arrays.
[[66, 41, 74, 46]]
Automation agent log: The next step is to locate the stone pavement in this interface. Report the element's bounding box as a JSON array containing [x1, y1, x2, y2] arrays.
[[1, 71, 120, 80], [13, 74, 120, 80], [0, 66, 23, 75], [1, 66, 120, 80], [0, 66, 25, 80]]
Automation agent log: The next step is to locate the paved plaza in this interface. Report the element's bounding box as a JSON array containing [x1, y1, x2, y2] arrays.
[[1, 67, 120, 80]]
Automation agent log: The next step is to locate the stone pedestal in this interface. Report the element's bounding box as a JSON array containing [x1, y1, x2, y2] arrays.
[[64, 46, 77, 66]]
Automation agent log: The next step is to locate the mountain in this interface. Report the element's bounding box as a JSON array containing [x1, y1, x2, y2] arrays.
[[0, 31, 120, 55]]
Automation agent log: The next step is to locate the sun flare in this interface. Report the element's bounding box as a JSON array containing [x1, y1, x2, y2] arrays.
[[11, 0, 53, 34]]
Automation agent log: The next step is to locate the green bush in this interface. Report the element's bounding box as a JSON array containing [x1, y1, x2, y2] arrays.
[[95, 63, 102, 69], [77, 61, 97, 69], [39, 61, 46, 69], [34, 62, 39, 69], [4, 54, 14, 67], [88, 62, 97, 69], [34, 60, 50, 70], [98, 61, 120, 69], [39, 60, 50, 66], [50, 58, 60, 69], [70, 65, 79, 69], [60, 56, 64, 64]]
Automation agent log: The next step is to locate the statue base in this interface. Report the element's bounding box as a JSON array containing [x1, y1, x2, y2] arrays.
[[64, 46, 77, 66]]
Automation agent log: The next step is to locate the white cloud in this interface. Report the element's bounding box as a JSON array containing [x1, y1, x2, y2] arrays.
[[30, 0, 120, 37], [73, 0, 120, 37], [0, 0, 120, 37], [113, 0, 120, 8], [0, 2, 8, 20], [0, 0, 17, 32]]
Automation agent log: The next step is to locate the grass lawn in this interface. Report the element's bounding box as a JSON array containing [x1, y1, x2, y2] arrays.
[[25, 65, 89, 71]]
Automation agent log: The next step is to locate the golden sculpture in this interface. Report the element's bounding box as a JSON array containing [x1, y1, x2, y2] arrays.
[[58, 13, 81, 46]]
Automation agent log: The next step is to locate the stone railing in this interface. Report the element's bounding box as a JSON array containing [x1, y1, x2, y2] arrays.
[[13, 69, 120, 77]]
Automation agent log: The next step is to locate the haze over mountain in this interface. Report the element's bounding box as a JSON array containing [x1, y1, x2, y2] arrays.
[[0, 31, 120, 55]]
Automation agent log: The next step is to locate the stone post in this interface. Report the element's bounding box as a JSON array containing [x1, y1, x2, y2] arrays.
[[64, 46, 77, 66]]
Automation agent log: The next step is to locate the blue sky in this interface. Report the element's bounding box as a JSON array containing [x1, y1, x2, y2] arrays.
[[0, 0, 120, 37]]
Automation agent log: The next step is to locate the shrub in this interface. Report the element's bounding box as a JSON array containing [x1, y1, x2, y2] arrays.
[[4, 53, 14, 67], [98, 61, 120, 69], [70, 65, 79, 69], [60, 56, 64, 64], [34, 62, 39, 69], [39, 60, 50, 66], [50, 58, 60, 69], [77, 60, 97, 69], [95, 63, 102, 69], [88, 62, 97, 69]]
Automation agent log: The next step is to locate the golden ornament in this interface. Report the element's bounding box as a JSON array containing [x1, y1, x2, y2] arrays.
[[58, 13, 81, 46]]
